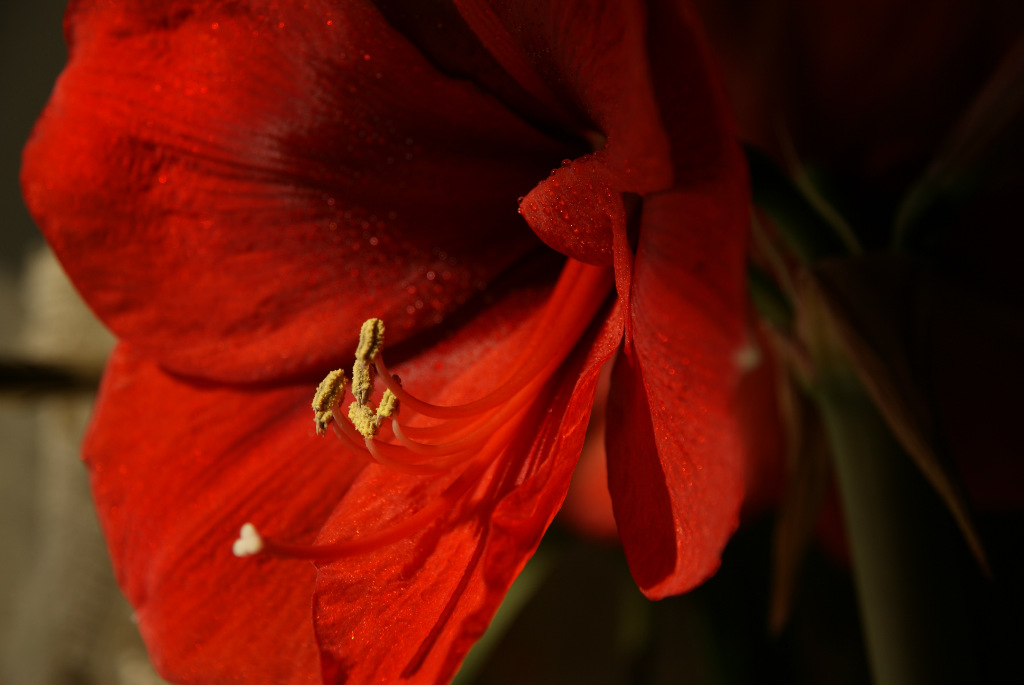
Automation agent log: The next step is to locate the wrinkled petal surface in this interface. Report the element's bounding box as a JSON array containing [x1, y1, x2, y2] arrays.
[[22, 0, 572, 383]]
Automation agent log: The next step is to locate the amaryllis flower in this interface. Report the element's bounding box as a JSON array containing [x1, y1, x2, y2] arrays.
[[22, 1, 750, 683]]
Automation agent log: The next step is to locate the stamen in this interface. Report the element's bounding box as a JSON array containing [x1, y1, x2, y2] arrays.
[[311, 369, 346, 435], [372, 260, 608, 420], [388, 373, 546, 457], [352, 318, 385, 404], [364, 437, 452, 475], [235, 259, 615, 566]]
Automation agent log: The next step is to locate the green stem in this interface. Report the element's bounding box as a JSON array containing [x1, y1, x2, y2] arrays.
[[815, 374, 977, 684]]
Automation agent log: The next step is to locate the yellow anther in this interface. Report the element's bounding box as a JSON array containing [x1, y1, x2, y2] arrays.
[[351, 361, 373, 405], [376, 389, 399, 420], [356, 318, 385, 361], [352, 319, 385, 405], [349, 401, 381, 439], [312, 369, 347, 436]]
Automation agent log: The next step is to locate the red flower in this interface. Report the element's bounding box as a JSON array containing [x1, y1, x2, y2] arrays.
[[22, 1, 750, 683]]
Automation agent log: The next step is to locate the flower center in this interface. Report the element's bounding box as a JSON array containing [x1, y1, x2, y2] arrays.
[[233, 258, 612, 563]]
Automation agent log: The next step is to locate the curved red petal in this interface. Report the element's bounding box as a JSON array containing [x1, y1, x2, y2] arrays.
[[519, 153, 624, 266], [605, 0, 750, 598], [310, 286, 623, 684], [22, 0, 570, 382], [85, 344, 366, 684]]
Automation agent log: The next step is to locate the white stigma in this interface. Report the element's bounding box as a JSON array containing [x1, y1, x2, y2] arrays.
[[232, 523, 264, 557]]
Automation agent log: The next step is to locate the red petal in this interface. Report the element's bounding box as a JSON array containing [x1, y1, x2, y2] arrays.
[[518, 154, 625, 266], [22, 0, 570, 382], [454, 0, 674, 193], [456, 0, 674, 345], [605, 0, 750, 598], [85, 344, 364, 685], [310, 286, 623, 684]]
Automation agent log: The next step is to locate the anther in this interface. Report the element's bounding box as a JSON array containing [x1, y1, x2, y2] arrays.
[[312, 369, 347, 436], [355, 318, 386, 360], [349, 401, 380, 439], [352, 318, 385, 404], [376, 387, 399, 420], [349, 385, 400, 440], [232, 523, 264, 557]]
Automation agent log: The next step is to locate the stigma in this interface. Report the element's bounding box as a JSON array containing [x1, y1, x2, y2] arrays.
[[233, 259, 613, 563]]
